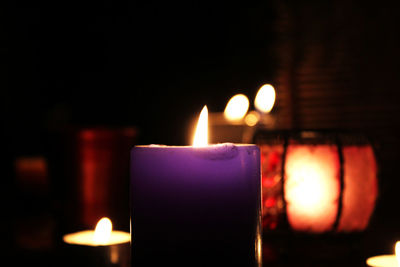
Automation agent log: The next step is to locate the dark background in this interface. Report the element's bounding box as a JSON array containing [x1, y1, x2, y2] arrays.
[[4, 1, 400, 266], [6, 2, 276, 148]]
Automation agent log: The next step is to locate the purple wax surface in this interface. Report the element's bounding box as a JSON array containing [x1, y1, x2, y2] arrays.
[[130, 143, 261, 266]]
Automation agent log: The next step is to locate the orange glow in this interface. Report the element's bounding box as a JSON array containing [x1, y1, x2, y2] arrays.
[[224, 94, 249, 121], [284, 145, 340, 232], [245, 111, 260, 126], [93, 217, 112, 245], [254, 84, 275, 113], [256, 232, 262, 264], [15, 157, 48, 189], [396, 242, 400, 265], [193, 106, 208, 147], [110, 245, 119, 264]]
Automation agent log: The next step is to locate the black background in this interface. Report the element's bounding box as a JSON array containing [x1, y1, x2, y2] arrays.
[[7, 2, 275, 148]]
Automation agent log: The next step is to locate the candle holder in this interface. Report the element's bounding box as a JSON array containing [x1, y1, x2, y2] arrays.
[[62, 241, 130, 267], [253, 130, 379, 263]]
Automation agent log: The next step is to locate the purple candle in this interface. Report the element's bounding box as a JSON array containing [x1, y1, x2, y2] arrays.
[[130, 107, 261, 266]]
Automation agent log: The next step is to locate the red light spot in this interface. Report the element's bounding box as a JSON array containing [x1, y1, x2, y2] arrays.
[[267, 152, 281, 172], [262, 177, 276, 188], [269, 221, 277, 230], [81, 130, 95, 140], [264, 197, 277, 208]]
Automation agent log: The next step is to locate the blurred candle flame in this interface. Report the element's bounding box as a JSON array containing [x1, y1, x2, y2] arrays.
[[193, 106, 208, 147], [224, 94, 249, 121], [255, 84, 276, 113], [93, 217, 112, 245], [245, 111, 260, 127], [396, 241, 400, 265]]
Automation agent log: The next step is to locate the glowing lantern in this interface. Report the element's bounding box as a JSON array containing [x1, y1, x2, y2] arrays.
[[255, 131, 378, 233]]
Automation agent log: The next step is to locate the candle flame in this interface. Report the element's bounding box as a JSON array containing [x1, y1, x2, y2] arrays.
[[193, 106, 208, 147], [396, 241, 400, 265], [224, 94, 249, 121], [93, 217, 112, 245], [255, 84, 276, 113]]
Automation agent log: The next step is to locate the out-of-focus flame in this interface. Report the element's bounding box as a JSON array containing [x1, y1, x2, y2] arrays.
[[396, 241, 400, 265], [93, 217, 112, 245], [245, 111, 260, 127], [254, 84, 276, 113], [224, 94, 249, 121], [193, 106, 208, 147]]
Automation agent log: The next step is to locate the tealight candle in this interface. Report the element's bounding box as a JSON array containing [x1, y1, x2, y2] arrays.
[[130, 106, 262, 267], [63, 217, 130, 267], [366, 241, 400, 267]]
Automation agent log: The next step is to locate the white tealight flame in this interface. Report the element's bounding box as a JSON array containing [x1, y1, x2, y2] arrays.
[[224, 94, 249, 121], [193, 106, 208, 147], [366, 241, 400, 267], [254, 84, 276, 113], [93, 217, 112, 245]]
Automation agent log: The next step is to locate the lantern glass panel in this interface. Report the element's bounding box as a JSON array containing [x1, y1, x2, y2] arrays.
[[338, 145, 378, 231], [260, 144, 284, 230], [284, 143, 340, 233]]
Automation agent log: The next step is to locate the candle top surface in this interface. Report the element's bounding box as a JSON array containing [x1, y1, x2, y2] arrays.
[[135, 143, 256, 148], [366, 255, 397, 267], [133, 143, 259, 160], [63, 230, 130, 246]]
